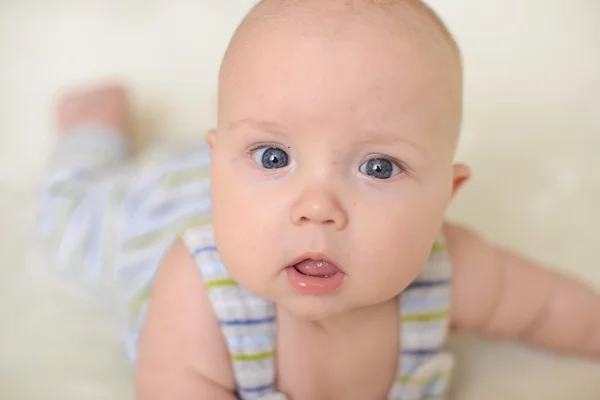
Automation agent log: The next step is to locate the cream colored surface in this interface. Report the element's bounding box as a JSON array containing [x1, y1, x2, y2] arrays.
[[0, 1, 599, 399]]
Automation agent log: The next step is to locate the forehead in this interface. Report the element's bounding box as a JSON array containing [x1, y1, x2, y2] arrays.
[[217, 6, 463, 151], [223, 26, 450, 117]]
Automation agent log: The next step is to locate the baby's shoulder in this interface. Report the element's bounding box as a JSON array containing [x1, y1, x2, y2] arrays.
[[140, 239, 237, 391]]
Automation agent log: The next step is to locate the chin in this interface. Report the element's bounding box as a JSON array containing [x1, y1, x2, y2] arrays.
[[278, 294, 351, 321]]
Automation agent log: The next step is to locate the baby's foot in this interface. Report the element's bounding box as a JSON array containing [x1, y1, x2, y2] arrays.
[[57, 84, 129, 136]]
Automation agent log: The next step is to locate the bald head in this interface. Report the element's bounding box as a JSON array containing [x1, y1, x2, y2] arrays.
[[222, 0, 462, 78], [217, 0, 464, 149]]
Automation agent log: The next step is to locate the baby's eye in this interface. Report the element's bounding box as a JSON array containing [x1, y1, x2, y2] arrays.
[[251, 146, 290, 169], [359, 157, 401, 180]]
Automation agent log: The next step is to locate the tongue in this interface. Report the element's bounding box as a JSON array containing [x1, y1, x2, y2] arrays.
[[294, 259, 340, 277]]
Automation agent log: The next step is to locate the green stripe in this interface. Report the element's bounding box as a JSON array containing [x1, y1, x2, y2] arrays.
[[123, 216, 206, 251], [49, 198, 84, 250], [129, 285, 152, 316], [122, 226, 176, 250], [179, 218, 213, 236], [160, 165, 210, 187], [431, 242, 446, 252], [231, 350, 274, 362], [136, 147, 201, 169], [205, 279, 238, 289], [402, 309, 450, 323], [102, 185, 126, 283], [395, 370, 450, 385]]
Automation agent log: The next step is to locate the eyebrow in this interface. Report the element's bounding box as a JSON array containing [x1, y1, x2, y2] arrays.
[[228, 118, 423, 154], [227, 118, 288, 134], [359, 130, 425, 154]]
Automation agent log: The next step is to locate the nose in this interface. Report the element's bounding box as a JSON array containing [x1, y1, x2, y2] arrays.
[[290, 189, 348, 230]]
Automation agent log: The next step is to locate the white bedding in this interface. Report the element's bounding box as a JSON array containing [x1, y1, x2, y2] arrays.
[[1, 1, 600, 399]]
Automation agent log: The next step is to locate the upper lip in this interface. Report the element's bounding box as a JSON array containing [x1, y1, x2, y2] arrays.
[[287, 252, 344, 272]]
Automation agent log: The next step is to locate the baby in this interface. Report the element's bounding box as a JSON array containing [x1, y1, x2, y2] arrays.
[[38, 0, 600, 399]]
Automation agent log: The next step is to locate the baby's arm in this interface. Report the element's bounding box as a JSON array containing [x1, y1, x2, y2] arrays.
[[445, 223, 600, 359], [135, 240, 237, 399]]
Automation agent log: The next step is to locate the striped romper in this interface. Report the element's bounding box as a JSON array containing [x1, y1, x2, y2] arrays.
[[38, 127, 455, 399]]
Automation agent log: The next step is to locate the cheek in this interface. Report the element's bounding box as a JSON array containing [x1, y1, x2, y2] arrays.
[[210, 160, 287, 288], [350, 189, 445, 286], [212, 161, 285, 228]]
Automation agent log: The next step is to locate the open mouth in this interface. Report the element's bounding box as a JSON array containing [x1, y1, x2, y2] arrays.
[[292, 258, 341, 278], [286, 255, 345, 295]]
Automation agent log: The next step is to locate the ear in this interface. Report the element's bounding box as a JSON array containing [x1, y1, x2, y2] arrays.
[[451, 163, 471, 198], [205, 129, 217, 150]]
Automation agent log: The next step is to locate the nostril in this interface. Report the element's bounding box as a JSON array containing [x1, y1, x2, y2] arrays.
[[297, 216, 335, 225]]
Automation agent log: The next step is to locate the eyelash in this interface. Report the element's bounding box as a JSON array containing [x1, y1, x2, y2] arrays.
[[245, 143, 287, 156], [244, 145, 410, 176]]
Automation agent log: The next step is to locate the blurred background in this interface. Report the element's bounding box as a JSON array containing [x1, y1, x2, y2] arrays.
[[1, 0, 599, 398]]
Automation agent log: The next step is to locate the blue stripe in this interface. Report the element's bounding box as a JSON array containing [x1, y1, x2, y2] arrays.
[[239, 383, 274, 393], [401, 347, 439, 357], [194, 246, 218, 255], [123, 181, 159, 217], [57, 195, 91, 263], [219, 316, 276, 326], [407, 279, 450, 289], [401, 294, 447, 309], [84, 197, 104, 282], [122, 187, 210, 240]]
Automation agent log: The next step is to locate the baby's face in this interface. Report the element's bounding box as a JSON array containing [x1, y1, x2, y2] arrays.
[[209, 13, 465, 320]]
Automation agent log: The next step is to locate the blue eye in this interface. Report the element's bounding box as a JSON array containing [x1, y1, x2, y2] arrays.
[[251, 146, 290, 169], [359, 158, 401, 179]]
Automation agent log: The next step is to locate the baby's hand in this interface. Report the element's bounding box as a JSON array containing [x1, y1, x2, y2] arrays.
[[56, 84, 129, 135]]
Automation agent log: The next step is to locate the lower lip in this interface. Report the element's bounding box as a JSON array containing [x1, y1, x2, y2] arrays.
[[286, 266, 345, 295]]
